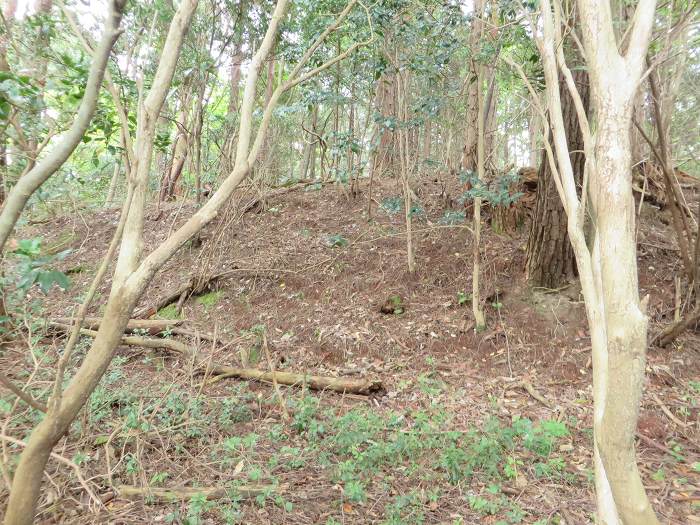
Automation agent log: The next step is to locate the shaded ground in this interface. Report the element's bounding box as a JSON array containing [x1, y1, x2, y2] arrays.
[[1, 178, 699, 524]]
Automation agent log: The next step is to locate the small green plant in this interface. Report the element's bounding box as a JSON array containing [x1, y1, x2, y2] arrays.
[[150, 471, 169, 486], [439, 210, 466, 225], [292, 395, 324, 438], [124, 453, 140, 475], [468, 493, 500, 515], [184, 492, 216, 525], [457, 291, 472, 306], [11, 238, 71, 294], [343, 479, 367, 503], [327, 234, 348, 247], [651, 468, 665, 481], [380, 196, 403, 215], [386, 294, 404, 314]]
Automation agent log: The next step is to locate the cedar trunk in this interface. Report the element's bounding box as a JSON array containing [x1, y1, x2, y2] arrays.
[[526, 69, 589, 288]]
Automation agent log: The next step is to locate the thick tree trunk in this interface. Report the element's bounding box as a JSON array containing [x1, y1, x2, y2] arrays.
[[593, 109, 658, 525], [526, 69, 589, 288]]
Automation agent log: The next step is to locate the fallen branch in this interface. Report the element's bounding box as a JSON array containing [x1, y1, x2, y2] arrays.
[[116, 483, 281, 501], [52, 317, 225, 344], [240, 178, 335, 213], [51, 317, 182, 335], [636, 432, 690, 463], [651, 393, 691, 428], [134, 267, 299, 319], [654, 304, 700, 347], [204, 366, 383, 395], [51, 324, 383, 395]]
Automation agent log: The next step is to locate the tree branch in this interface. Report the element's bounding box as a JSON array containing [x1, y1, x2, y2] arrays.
[[0, 0, 126, 253]]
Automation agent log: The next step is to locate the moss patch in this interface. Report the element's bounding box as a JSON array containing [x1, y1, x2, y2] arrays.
[[157, 304, 182, 320], [196, 290, 224, 309]]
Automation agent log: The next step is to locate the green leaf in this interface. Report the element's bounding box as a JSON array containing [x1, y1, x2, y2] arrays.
[[36, 270, 70, 293]]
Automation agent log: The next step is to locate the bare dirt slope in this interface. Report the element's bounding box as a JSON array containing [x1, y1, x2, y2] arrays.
[[3, 179, 699, 524]]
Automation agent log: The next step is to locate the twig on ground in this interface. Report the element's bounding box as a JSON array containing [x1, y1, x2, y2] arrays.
[[651, 393, 691, 428], [115, 483, 283, 501], [0, 433, 102, 510], [504, 378, 553, 408], [262, 332, 290, 420]]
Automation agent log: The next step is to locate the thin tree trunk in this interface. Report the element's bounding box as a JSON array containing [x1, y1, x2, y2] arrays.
[[397, 70, 415, 274], [105, 159, 121, 206], [539, 0, 660, 521], [472, 60, 486, 330], [648, 67, 694, 284], [470, 0, 486, 330], [2, 2, 195, 522]]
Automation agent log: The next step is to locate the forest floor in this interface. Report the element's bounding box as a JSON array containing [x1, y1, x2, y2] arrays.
[[2, 176, 699, 524]]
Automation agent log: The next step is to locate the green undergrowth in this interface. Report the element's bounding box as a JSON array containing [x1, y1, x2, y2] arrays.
[[75, 371, 581, 524], [284, 397, 577, 524], [2, 349, 584, 525]]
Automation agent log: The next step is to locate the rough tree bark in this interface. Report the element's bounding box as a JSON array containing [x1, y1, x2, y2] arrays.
[[526, 69, 589, 288]]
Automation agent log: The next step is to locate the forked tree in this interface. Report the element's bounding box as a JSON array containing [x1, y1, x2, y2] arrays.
[[528, 0, 659, 521], [2, 0, 369, 522]]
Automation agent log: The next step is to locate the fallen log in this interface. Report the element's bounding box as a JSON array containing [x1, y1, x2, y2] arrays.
[[116, 483, 280, 502], [51, 317, 182, 336], [51, 317, 222, 343], [51, 324, 383, 395], [206, 367, 383, 395]]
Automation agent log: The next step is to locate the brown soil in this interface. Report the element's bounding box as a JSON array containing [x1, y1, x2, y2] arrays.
[[2, 178, 699, 524]]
